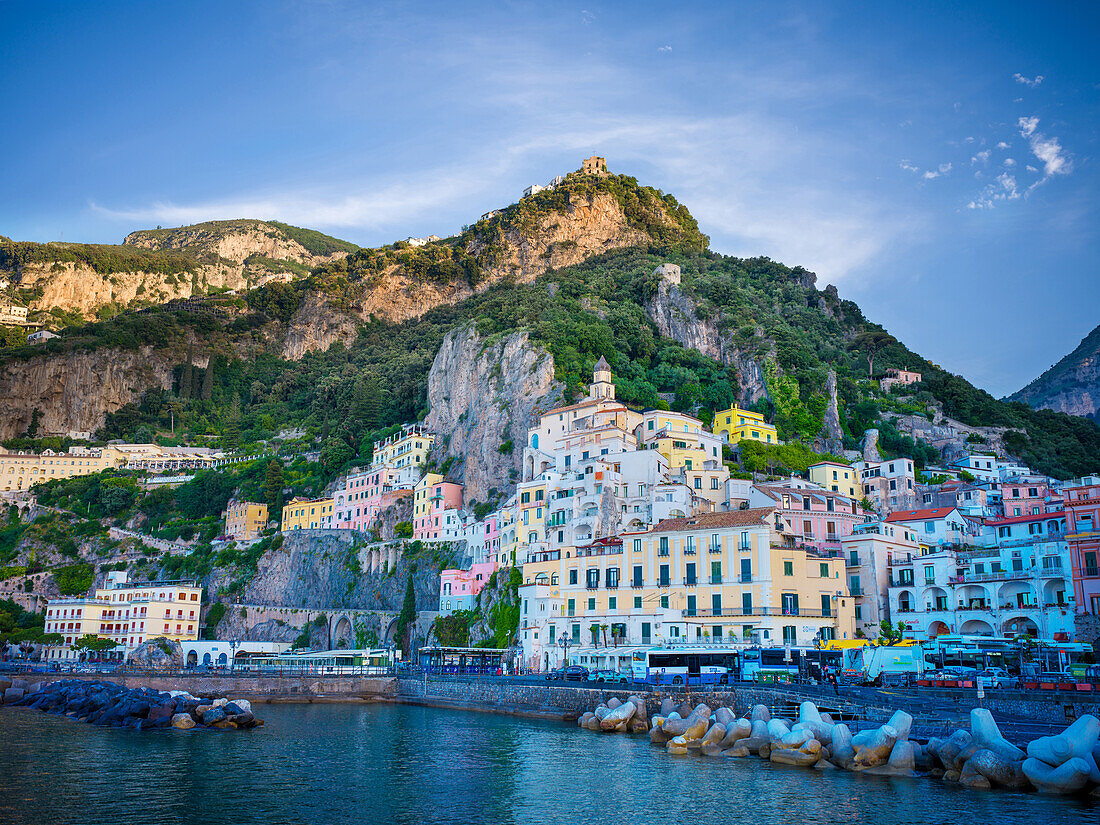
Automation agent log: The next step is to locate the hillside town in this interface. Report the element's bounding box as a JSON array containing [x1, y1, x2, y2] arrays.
[[12, 355, 1098, 680]]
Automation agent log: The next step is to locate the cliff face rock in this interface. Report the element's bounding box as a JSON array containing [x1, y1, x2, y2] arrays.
[[0, 347, 174, 439], [645, 277, 770, 404], [1010, 324, 1100, 421], [125, 221, 348, 271], [231, 530, 441, 613], [345, 190, 667, 326], [425, 325, 563, 502], [15, 262, 208, 316], [281, 292, 361, 360], [815, 369, 844, 455]]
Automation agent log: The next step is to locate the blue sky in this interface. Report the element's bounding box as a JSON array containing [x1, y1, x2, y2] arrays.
[[1, 1, 1097, 397]]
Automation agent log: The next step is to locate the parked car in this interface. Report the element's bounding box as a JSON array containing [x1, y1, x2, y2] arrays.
[[545, 665, 588, 682], [976, 668, 1018, 689], [591, 670, 630, 684]]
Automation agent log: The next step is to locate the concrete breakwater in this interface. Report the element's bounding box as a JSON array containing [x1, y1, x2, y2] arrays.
[[578, 696, 1100, 797]]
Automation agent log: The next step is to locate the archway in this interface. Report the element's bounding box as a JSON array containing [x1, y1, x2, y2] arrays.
[[332, 616, 353, 649], [1043, 578, 1067, 606], [186, 651, 198, 668], [383, 617, 400, 644], [956, 584, 991, 610], [959, 619, 994, 636], [216, 652, 227, 666], [202, 652, 212, 665], [922, 586, 949, 612], [1002, 616, 1039, 637], [926, 620, 951, 638], [998, 582, 1036, 610], [896, 589, 914, 613]]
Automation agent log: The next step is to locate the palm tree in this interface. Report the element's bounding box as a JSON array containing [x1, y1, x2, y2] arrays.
[[600, 623, 609, 648]]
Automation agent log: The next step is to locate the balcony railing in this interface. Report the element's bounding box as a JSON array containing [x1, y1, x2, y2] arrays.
[[739, 573, 752, 583], [631, 580, 644, 589], [710, 575, 722, 584], [658, 578, 670, 587], [682, 577, 697, 586], [681, 607, 833, 618], [1085, 567, 1100, 578]]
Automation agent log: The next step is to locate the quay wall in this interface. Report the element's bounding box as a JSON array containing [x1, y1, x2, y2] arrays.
[[4, 672, 396, 702]]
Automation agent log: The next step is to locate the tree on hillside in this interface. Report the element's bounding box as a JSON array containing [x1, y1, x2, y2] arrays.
[[263, 459, 284, 512], [394, 574, 417, 658], [179, 353, 193, 400], [200, 359, 215, 401], [849, 331, 897, 377]]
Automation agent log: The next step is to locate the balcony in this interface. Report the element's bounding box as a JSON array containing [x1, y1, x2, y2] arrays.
[[658, 578, 670, 588], [738, 543, 752, 552], [684, 548, 696, 555], [631, 580, 644, 589], [739, 573, 752, 583], [710, 575, 723, 584], [1085, 567, 1100, 578], [682, 577, 697, 586], [658, 550, 670, 558], [681, 607, 833, 618], [709, 546, 722, 554]]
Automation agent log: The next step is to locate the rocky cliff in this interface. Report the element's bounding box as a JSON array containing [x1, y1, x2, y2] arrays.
[[4, 220, 353, 319], [281, 291, 362, 360], [645, 275, 770, 404], [425, 325, 564, 502], [1010, 324, 1100, 421], [0, 346, 175, 439]]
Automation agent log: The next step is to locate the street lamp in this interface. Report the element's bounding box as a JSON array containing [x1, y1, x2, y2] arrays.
[[558, 632, 571, 670]]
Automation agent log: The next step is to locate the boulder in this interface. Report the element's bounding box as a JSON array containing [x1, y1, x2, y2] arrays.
[[698, 723, 727, 755], [202, 706, 227, 726], [578, 712, 595, 728], [593, 705, 610, 721], [228, 712, 255, 727], [126, 638, 185, 670], [1023, 756, 1093, 795], [223, 702, 244, 716], [714, 707, 736, 727], [963, 749, 1029, 790], [771, 747, 820, 767], [171, 713, 196, 730], [600, 701, 636, 731], [231, 698, 252, 714], [718, 718, 752, 749], [970, 709, 1026, 762], [211, 719, 237, 730], [4, 687, 25, 704], [147, 704, 176, 723], [958, 760, 992, 790], [750, 704, 771, 723], [0, 678, 10, 692]]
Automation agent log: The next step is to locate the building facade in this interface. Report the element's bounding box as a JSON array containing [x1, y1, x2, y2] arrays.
[[44, 572, 202, 661], [224, 500, 268, 541], [1065, 476, 1100, 616], [712, 405, 778, 445], [280, 497, 334, 531]]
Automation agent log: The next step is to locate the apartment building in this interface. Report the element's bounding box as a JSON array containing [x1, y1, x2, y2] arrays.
[[883, 506, 970, 547], [280, 496, 334, 531], [439, 561, 498, 615], [224, 500, 268, 541], [887, 517, 1072, 640], [1065, 475, 1100, 616], [712, 404, 778, 445], [372, 424, 434, 470], [853, 458, 916, 514], [0, 446, 123, 492], [412, 474, 463, 542], [518, 508, 855, 671], [748, 485, 868, 555], [334, 464, 418, 530], [840, 520, 920, 636], [808, 461, 859, 499], [44, 572, 202, 661]]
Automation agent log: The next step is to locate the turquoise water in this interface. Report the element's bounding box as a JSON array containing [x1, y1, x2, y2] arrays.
[[0, 703, 1093, 824]]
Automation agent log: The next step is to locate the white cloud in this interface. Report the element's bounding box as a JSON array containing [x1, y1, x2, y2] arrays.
[[657, 45, 672, 52], [1026, 165, 1039, 173], [1014, 116, 1073, 186], [1013, 73, 1043, 87], [968, 171, 1020, 209], [899, 161, 919, 173], [1018, 116, 1039, 137], [996, 141, 1009, 150], [1003, 158, 1016, 167], [971, 150, 990, 165], [922, 162, 952, 180]]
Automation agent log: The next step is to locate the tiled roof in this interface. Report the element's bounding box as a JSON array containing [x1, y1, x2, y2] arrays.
[[884, 507, 957, 522], [652, 507, 775, 533], [987, 512, 1063, 526]]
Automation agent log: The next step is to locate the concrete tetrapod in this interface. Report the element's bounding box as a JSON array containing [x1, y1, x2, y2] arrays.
[[969, 708, 1025, 762], [699, 723, 728, 756], [961, 749, 1029, 790], [1022, 757, 1094, 795], [1026, 715, 1100, 766], [600, 700, 636, 732], [851, 724, 898, 770]]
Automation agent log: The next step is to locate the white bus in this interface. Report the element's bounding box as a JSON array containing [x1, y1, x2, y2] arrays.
[[639, 645, 743, 686]]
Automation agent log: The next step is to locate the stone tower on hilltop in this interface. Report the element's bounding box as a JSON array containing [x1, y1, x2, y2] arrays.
[[581, 155, 608, 176]]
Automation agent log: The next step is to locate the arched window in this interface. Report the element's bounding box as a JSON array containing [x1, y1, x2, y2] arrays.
[[531, 434, 539, 450]]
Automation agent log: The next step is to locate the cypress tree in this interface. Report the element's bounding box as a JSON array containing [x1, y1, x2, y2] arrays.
[[200, 358, 214, 401], [395, 573, 417, 657], [179, 355, 192, 400]]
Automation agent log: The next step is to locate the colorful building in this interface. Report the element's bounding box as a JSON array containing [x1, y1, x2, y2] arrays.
[[841, 520, 920, 637], [808, 461, 859, 499], [439, 561, 498, 615], [883, 507, 970, 547], [280, 497, 334, 531], [749, 485, 868, 554], [372, 424, 434, 470], [518, 508, 856, 671], [43, 572, 202, 661], [1065, 475, 1100, 616], [0, 446, 123, 492], [412, 474, 464, 542], [712, 405, 778, 445], [224, 500, 268, 541]]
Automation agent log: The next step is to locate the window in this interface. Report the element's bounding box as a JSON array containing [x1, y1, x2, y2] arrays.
[[659, 537, 669, 556], [633, 538, 642, 553], [685, 563, 696, 585], [634, 596, 642, 609], [803, 497, 811, 511], [569, 569, 578, 585], [740, 557, 751, 582], [567, 598, 575, 616], [659, 564, 670, 586], [854, 605, 862, 621], [686, 595, 697, 616], [739, 531, 750, 550], [924, 521, 935, 534], [660, 595, 669, 609], [572, 624, 581, 643], [641, 622, 651, 642], [586, 569, 599, 589], [711, 561, 722, 584], [820, 562, 829, 578], [742, 592, 752, 614], [924, 565, 935, 584], [783, 625, 797, 644], [783, 560, 793, 576], [608, 597, 617, 611], [820, 594, 832, 617], [588, 598, 595, 611]]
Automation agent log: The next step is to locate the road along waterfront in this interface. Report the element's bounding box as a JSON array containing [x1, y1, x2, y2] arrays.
[[1, 702, 1095, 825]]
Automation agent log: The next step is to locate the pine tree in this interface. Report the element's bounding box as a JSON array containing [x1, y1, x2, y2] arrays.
[[200, 358, 214, 401], [395, 573, 417, 657], [263, 459, 284, 512], [222, 396, 242, 448], [179, 353, 192, 400]]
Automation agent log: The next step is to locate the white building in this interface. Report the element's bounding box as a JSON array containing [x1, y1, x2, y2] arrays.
[[841, 520, 920, 637]]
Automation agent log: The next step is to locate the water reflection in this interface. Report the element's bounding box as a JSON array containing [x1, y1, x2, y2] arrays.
[[0, 704, 1093, 825]]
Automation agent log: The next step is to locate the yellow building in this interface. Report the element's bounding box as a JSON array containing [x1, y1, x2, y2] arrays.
[[44, 572, 203, 661], [518, 508, 856, 670], [224, 500, 268, 540], [517, 477, 548, 555], [713, 405, 778, 445], [280, 496, 334, 531], [373, 424, 434, 470], [0, 446, 123, 492], [412, 472, 444, 526], [636, 410, 728, 504], [809, 461, 858, 499]]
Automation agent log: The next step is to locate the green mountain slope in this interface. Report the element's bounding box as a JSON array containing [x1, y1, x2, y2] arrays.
[[1009, 324, 1100, 422]]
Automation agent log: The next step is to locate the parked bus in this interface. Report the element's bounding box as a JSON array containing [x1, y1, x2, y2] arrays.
[[741, 646, 805, 683], [641, 645, 743, 686], [258, 648, 396, 674]]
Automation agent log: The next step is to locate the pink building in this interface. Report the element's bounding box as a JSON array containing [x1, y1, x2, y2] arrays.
[[1001, 480, 1060, 518], [1066, 476, 1100, 616], [749, 485, 869, 554], [335, 467, 417, 531], [439, 561, 498, 615], [413, 479, 464, 541]]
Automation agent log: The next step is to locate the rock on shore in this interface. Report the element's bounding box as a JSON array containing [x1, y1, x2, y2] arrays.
[[7, 680, 263, 731]]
